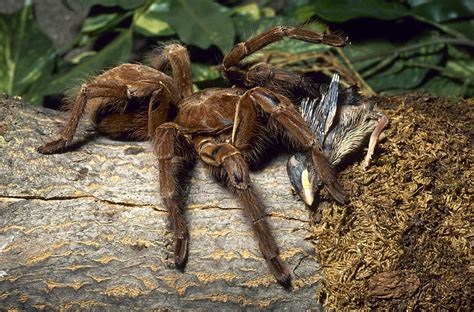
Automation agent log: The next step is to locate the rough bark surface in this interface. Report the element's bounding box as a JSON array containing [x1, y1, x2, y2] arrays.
[[0, 97, 323, 310]]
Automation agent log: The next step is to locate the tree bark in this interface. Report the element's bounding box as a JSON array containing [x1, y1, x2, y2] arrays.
[[0, 97, 324, 310]]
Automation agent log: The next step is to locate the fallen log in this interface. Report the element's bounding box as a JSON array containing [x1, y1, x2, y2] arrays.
[[0, 96, 324, 310]]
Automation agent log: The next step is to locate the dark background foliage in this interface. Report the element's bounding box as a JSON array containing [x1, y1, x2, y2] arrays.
[[0, 0, 473, 106]]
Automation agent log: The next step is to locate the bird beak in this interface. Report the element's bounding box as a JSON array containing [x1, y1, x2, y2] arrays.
[[287, 154, 316, 206], [301, 168, 315, 206]]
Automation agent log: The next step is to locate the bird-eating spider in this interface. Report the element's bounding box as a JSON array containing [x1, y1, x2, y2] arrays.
[[37, 26, 348, 286]]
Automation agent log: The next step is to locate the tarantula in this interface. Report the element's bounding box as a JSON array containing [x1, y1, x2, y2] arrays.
[[38, 26, 348, 286]]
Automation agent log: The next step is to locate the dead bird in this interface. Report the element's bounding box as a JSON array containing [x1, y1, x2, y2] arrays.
[[287, 74, 389, 206]]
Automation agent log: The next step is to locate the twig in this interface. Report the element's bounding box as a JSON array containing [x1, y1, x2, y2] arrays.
[[335, 48, 376, 96], [350, 38, 474, 64]]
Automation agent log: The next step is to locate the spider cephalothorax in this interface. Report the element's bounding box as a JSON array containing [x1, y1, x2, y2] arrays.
[[38, 26, 348, 286]]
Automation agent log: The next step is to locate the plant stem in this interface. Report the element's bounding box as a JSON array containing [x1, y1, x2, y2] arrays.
[[412, 15, 468, 40], [403, 61, 474, 84], [336, 48, 376, 96], [351, 38, 474, 63]]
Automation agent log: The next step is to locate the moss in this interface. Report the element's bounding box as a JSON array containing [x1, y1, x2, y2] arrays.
[[312, 93, 472, 310]]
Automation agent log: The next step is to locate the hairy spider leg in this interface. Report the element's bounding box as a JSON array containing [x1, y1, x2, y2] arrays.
[[110, 79, 175, 138], [154, 122, 195, 269], [37, 66, 181, 154], [195, 137, 291, 286], [222, 26, 348, 82], [149, 44, 193, 99], [94, 79, 177, 140], [37, 83, 128, 154], [232, 87, 347, 204]]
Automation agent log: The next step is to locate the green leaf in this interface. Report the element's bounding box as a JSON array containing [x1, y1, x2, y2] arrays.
[[345, 41, 396, 73], [262, 7, 275, 18], [445, 45, 474, 79], [164, 0, 235, 53], [447, 44, 472, 60], [82, 13, 119, 33], [134, 1, 175, 36], [411, 0, 474, 23], [446, 58, 474, 79], [78, 0, 146, 10], [69, 51, 97, 64], [306, 0, 408, 22], [0, 3, 55, 105], [407, 0, 431, 6], [231, 3, 261, 20], [443, 20, 474, 39], [421, 76, 466, 97], [367, 55, 443, 92], [42, 29, 133, 96], [295, 4, 322, 23], [356, 38, 445, 92], [346, 33, 473, 96], [191, 63, 221, 82]]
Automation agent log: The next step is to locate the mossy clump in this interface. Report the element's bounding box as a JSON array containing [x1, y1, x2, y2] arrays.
[[312, 93, 472, 310]]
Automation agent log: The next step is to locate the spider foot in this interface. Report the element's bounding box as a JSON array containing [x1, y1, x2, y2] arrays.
[[312, 150, 348, 204], [174, 235, 189, 270], [324, 180, 348, 205], [268, 256, 291, 287], [37, 138, 69, 154]]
